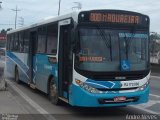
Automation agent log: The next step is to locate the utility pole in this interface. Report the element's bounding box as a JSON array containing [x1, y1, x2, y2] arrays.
[[58, 0, 61, 16], [11, 5, 21, 29]]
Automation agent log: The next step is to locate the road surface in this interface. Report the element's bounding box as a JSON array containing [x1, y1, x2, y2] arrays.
[[0, 70, 160, 120]]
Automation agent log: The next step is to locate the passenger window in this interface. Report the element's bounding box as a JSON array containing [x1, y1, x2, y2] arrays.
[[19, 32, 24, 52], [24, 31, 29, 53], [37, 27, 46, 53], [7, 35, 11, 51], [10, 34, 14, 51], [46, 24, 58, 54], [14, 33, 19, 51]]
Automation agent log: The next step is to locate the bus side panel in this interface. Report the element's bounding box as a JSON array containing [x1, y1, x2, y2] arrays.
[[34, 54, 57, 93], [6, 51, 16, 78], [14, 52, 29, 83], [6, 52, 29, 83]]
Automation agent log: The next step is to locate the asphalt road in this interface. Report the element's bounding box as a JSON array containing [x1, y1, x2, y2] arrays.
[[0, 74, 159, 120]]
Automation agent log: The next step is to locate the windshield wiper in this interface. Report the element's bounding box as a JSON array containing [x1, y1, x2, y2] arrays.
[[108, 34, 112, 61], [123, 31, 136, 60], [96, 25, 112, 61]]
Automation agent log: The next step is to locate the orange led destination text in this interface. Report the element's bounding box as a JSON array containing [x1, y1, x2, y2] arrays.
[[79, 56, 103, 62], [90, 13, 140, 24]]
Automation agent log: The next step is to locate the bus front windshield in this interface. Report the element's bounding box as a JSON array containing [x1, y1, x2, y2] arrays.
[[75, 27, 149, 72]]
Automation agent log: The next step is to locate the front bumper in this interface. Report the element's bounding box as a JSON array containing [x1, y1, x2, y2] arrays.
[[69, 84, 150, 107]]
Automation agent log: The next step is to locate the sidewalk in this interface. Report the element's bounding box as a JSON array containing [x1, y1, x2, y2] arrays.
[[0, 77, 6, 91], [0, 62, 22, 114], [0, 60, 6, 91], [0, 82, 39, 114], [0, 90, 27, 114]]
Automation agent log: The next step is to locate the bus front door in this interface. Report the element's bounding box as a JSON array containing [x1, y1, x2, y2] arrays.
[[58, 19, 72, 100]]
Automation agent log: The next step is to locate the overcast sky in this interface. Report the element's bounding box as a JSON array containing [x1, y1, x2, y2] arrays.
[[0, 0, 160, 33]]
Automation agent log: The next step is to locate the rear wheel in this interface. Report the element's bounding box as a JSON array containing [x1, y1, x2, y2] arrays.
[[15, 67, 20, 84], [49, 78, 61, 105]]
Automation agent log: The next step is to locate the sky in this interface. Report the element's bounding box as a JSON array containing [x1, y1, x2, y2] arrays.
[[0, 0, 160, 33]]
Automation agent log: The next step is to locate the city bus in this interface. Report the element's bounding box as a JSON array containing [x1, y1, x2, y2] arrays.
[[6, 9, 150, 107]]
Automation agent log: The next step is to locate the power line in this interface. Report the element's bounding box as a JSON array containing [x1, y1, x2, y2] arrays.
[[0, 24, 14, 25], [11, 5, 21, 29]]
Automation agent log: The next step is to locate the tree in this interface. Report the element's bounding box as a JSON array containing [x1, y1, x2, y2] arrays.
[[150, 32, 160, 56], [0, 28, 12, 35], [0, 29, 6, 35], [6, 28, 12, 32], [150, 32, 160, 40]]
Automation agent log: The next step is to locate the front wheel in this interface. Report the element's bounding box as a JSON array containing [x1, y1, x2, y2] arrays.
[[49, 78, 61, 105]]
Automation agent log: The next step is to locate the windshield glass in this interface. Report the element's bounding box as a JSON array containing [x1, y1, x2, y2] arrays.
[[75, 27, 149, 72]]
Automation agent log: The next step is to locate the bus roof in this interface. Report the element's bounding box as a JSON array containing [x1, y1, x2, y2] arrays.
[[7, 9, 149, 34], [7, 12, 79, 34]]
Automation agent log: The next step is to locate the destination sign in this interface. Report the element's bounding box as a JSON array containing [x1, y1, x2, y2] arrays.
[[78, 10, 149, 26], [90, 13, 140, 24]]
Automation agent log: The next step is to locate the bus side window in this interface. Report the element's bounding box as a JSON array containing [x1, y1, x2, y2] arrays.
[[24, 31, 29, 53], [19, 32, 24, 52], [10, 34, 15, 51], [46, 23, 58, 54], [14, 33, 19, 52], [7, 35, 10, 51], [37, 27, 47, 53]]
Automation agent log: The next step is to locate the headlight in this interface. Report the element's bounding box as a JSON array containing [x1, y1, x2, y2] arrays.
[[75, 79, 102, 94], [137, 81, 150, 91]]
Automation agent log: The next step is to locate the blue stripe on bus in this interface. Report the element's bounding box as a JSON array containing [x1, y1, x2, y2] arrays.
[[6, 52, 30, 78], [85, 79, 121, 90]]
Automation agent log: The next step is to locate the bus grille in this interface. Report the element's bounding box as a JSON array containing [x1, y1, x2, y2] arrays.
[[97, 87, 138, 91], [92, 74, 145, 81]]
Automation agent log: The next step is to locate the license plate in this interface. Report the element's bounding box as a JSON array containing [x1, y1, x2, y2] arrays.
[[121, 81, 140, 88], [114, 96, 126, 102]]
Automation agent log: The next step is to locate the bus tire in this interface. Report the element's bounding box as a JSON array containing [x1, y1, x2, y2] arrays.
[[15, 67, 21, 84], [49, 78, 61, 105]]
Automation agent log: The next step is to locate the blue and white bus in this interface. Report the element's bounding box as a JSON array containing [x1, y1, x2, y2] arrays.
[[6, 10, 150, 107]]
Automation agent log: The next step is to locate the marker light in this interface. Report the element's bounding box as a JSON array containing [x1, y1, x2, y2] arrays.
[[137, 81, 150, 91], [75, 79, 82, 85]]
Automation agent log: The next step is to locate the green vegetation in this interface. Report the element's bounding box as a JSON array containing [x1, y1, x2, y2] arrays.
[[0, 28, 12, 35], [150, 32, 160, 56]]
